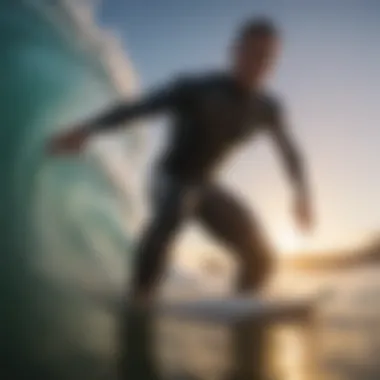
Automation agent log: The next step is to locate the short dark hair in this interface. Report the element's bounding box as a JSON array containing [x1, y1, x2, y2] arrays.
[[237, 17, 279, 41]]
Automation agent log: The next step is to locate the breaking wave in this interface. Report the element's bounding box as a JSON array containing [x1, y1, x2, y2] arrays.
[[0, 1, 144, 378]]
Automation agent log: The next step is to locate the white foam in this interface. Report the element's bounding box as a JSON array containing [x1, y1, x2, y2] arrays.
[[33, 0, 147, 225]]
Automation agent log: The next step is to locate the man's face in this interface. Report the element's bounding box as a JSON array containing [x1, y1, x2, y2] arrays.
[[234, 34, 280, 86]]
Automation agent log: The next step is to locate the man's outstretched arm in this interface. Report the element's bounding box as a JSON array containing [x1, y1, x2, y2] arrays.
[[48, 77, 187, 153], [85, 79, 186, 132], [268, 102, 313, 231]]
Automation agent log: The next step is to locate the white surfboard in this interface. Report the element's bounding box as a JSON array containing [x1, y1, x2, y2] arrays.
[[157, 294, 316, 324], [90, 288, 317, 325]]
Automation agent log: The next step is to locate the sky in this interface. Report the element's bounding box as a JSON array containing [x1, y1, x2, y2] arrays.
[[97, 0, 380, 256]]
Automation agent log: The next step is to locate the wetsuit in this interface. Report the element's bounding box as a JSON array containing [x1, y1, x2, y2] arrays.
[[91, 72, 305, 293]]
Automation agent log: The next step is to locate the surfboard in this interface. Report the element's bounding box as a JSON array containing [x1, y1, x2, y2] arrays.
[[91, 288, 317, 325], [157, 294, 316, 324]]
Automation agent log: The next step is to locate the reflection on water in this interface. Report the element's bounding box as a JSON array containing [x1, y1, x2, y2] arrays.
[[155, 319, 232, 379], [270, 327, 309, 380], [154, 265, 380, 380]]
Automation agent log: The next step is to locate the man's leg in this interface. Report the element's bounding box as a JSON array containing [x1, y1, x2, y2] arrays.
[[197, 184, 275, 294], [197, 185, 276, 379], [120, 175, 193, 379], [131, 198, 184, 300]]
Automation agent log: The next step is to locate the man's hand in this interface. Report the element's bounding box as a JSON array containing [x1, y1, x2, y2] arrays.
[[293, 193, 314, 233], [47, 126, 91, 155]]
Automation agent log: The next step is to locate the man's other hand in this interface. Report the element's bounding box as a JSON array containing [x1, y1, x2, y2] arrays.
[[293, 194, 314, 233]]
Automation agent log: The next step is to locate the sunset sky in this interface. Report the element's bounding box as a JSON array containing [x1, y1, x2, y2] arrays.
[[98, 1, 380, 256]]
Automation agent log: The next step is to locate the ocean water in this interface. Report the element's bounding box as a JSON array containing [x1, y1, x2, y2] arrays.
[[156, 265, 380, 380], [0, 2, 142, 378]]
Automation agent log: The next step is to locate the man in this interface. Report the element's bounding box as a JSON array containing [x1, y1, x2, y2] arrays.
[[49, 17, 313, 377]]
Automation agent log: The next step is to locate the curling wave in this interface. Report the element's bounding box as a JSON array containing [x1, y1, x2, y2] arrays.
[[0, 1, 143, 378]]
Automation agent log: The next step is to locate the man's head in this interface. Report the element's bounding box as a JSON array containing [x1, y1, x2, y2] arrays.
[[232, 18, 280, 88]]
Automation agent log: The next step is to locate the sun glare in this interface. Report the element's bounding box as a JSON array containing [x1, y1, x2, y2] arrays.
[[276, 228, 304, 256]]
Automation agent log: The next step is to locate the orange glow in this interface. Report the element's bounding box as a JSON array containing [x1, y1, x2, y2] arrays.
[[275, 228, 305, 256]]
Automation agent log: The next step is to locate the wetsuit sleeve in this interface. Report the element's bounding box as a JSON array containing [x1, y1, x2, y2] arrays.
[[266, 99, 309, 196], [86, 77, 189, 132]]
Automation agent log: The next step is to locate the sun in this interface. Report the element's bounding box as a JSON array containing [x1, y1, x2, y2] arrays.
[[275, 228, 304, 256]]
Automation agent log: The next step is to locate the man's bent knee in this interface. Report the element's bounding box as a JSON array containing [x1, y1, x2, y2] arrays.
[[237, 240, 275, 292]]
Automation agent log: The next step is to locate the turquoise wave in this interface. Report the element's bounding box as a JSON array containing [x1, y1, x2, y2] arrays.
[[1, 2, 140, 378]]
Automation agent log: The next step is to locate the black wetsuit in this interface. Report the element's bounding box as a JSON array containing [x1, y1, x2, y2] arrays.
[[93, 72, 304, 293]]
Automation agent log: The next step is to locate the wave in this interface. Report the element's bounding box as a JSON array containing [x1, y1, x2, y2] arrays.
[[0, 1, 143, 378]]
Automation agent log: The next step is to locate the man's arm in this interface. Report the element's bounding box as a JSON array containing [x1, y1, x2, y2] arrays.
[[267, 100, 313, 230], [48, 77, 188, 153], [271, 120, 308, 196], [84, 77, 188, 133]]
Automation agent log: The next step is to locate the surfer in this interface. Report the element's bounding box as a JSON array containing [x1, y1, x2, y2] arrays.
[[48, 17, 314, 377]]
